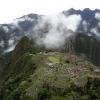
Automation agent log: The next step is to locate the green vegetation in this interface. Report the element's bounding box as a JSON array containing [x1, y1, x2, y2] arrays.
[[0, 36, 100, 100], [11, 36, 40, 63], [48, 55, 60, 64], [74, 33, 100, 67]]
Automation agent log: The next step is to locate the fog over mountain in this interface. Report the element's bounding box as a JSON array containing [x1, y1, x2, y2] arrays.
[[32, 13, 81, 48], [0, 8, 100, 53]]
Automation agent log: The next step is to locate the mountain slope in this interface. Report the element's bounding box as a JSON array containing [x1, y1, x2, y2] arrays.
[[0, 37, 100, 100], [74, 33, 100, 67]]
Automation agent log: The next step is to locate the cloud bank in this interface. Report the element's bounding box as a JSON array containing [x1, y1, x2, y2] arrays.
[[32, 13, 82, 49]]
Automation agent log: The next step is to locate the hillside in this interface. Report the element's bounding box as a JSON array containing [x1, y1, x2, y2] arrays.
[[0, 37, 100, 100]]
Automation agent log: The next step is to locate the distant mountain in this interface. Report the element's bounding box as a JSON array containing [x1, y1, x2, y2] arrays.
[[63, 8, 100, 36], [0, 14, 40, 53], [0, 8, 100, 54]]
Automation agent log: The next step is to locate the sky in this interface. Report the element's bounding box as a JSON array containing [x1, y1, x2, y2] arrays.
[[0, 0, 100, 24]]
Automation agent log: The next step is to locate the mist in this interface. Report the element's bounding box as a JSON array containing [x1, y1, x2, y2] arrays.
[[32, 13, 82, 49]]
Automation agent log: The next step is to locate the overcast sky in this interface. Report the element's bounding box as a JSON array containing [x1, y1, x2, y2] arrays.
[[0, 0, 99, 24]]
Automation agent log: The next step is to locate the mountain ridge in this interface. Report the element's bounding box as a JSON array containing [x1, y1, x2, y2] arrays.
[[0, 8, 100, 54], [0, 36, 100, 100]]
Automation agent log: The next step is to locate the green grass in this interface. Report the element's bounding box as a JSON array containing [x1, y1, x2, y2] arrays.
[[48, 56, 60, 64]]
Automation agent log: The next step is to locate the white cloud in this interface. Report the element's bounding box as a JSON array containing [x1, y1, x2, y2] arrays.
[[65, 14, 81, 32], [95, 13, 100, 20], [0, 40, 4, 47], [82, 20, 88, 32], [8, 39, 14, 46], [33, 13, 81, 49], [4, 45, 15, 53], [3, 26, 9, 32], [98, 22, 100, 27], [90, 27, 100, 37], [4, 39, 15, 53]]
